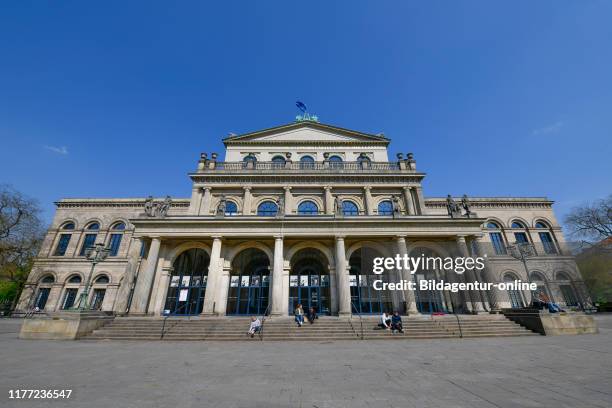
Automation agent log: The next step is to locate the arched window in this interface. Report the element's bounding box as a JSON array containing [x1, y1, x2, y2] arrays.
[[80, 222, 100, 256], [486, 221, 506, 255], [94, 275, 110, 284], [68, 275, 82, 284], [530, 271, 551, 300], [504, 273, 525, 308], [297, 200, 319, 215], [300, 155, 315, 169], [257, 201, 278, 216], [535, 221, 557, 254], [271, 155, 286, 168], [34, 275, 54, 310], [225, 201, 238, 216], [377, 200, 393, 215], [41, 275, 55, 283], [556, 272, 578, 307], [242, 154, 257, 168], [54, 223, 76, 256], [510, 220, 529, 244], [328, 155, 343, 169], [341, 201, 359, 216], [108, 222, 126, 257]]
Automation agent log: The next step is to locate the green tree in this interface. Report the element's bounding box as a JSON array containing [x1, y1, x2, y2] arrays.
[[0, 185, 45, 312]]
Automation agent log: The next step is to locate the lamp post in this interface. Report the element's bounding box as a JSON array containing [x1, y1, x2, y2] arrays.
[[74, 243, 111, 310], [507, 242, 536, 307]]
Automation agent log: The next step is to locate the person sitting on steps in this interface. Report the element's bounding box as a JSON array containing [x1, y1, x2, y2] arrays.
[[390, 311, 404, 334], [294, 304, 305, 327], [308, 307, 317, 324], [247, 316, 262, 338], [378, 311, 391, 330]]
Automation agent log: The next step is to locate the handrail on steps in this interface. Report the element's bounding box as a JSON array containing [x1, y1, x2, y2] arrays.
[[160, 303, 188, 339], [350, 302, 364, 340], [258, 304, 272, 341]]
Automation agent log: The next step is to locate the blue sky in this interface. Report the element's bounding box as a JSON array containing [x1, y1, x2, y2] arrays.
[[1, 1, 611, 226]]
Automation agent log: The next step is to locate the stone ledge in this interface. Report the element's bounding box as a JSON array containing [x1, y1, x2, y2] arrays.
[[503, 310, 598, 335], [19, 311, 114, 340]]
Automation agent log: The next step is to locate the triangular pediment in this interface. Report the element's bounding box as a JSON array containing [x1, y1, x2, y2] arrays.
[[223, 122, 389, 145]]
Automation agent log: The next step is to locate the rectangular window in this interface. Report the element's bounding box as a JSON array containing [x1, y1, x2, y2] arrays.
[[53, 234, 72, 256], [79, 234, 97, 256], [539, 232, 557, 254], [489, 232, 506, 255], [514, 232, 529, 244], [62, 288, 78, 309], [108, 234, 122, 256]]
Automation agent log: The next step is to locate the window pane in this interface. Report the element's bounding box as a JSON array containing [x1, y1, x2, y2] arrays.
[[79, 234, 97, 256], [109, 234, 122, 256], [342, 201, 359, 216], [54, 234, 71, 256], [378, 201, 393, 215], [298, 200, 318, 215], [257, 201, 278, 216]]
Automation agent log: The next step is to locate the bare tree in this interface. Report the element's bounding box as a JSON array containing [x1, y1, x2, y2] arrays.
[[564, 195, 612, 243], [0, 185, 45, 309]]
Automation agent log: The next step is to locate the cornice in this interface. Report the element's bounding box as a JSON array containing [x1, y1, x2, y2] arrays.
[[189, 173, 426, 184]]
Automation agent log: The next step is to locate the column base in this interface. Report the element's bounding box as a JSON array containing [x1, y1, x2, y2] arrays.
[[338, 312, 352, 319]]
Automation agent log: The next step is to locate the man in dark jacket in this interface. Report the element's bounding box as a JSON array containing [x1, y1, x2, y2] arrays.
[[390, 311, 404, 334]]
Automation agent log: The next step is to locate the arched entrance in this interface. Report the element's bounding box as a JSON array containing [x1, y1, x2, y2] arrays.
[[411, 247, 448, 314], [227, 248, 270, 315], [289, 248, 331, 315], [349, 248, 394, 314], [164, 248, 210, 315]]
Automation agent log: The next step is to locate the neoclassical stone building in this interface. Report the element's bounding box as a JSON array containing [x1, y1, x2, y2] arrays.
[[17, 119, 589, 317]]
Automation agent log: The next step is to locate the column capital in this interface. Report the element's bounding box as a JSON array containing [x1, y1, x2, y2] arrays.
[[363, 185, 372, 191], [273, 234, 284, 240], [243, 185, 252, 191], [402, 185, 412, 191], [211, 235, 223, 241], [456, 235, 468, 242], [203, 186, 211, 192], [335, 235, 346, 241], [395, 235, 407, 241], [324, 185, 332, 191], [283, 186, 292, 191]]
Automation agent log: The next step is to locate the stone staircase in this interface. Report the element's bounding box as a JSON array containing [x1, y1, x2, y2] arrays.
[[85, 314, 538, 341]]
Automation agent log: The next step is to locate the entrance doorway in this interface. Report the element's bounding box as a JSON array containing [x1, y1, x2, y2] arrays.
[[164, 248, 210, 315], [227, 248, 270, 315], [411, 247, 448, 314], [349, 248, 394, 314], [289, 248, 331, 315]]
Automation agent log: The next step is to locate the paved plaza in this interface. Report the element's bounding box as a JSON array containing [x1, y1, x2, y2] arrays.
[[2, 316, 612, 408]]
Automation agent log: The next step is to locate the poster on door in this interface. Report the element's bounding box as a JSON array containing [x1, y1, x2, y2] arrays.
[[179, 289, 188, 302]]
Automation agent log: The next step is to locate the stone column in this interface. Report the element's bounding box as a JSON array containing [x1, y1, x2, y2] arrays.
[[329, 266, 338, 314], [363, 186, 374, 215], [188, 186, 202, 214], [471, 235, 497, 311], [456, 235, 483, 313], [403, 187, 416, 215], [396, 236, 419, 315], [324, 186, 334, 215], [151, 266, 172, 315], [414, 186, 426, 215], [103, 284, 120, 311], [335, 236, 351, 316], [130, 237, 161, 314], [271, 235, 284, 316], [202, 237, 223, 315], [243, 186, 252, 215], [16, 283, 36, 312], [114, 237, 143, 314], [215, 265, 231, 315], [200, 187, 212, 216], [284, 187, 293, 215]]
